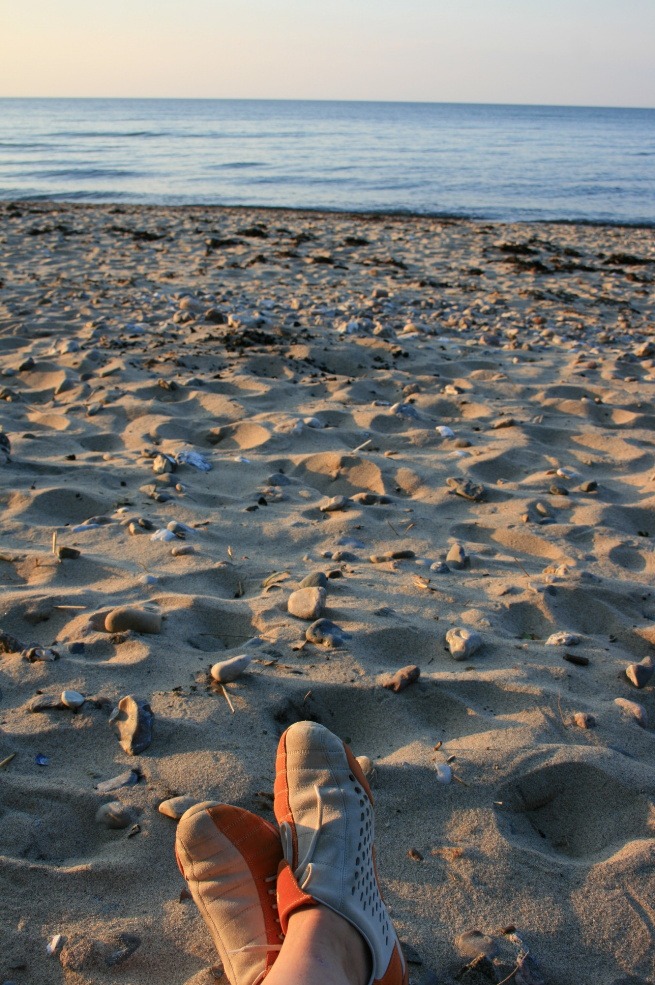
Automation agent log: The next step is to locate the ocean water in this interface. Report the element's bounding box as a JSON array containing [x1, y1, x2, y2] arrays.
[[0, 98, 653, 225]]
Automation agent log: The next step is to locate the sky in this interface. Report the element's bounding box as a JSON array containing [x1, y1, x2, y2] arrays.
[[1, 0, 654, 107]]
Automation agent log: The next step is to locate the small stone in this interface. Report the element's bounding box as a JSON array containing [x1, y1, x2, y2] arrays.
[[383, 549, 415, 560], [446, 543, 468, 570], [210, 653, 252, 683], [355, 755, 376, 787], [446, 477, 487, 502], [545, 631, 581, 646], [319, 495, 349, 512], [104, 606, 162, 634], [29, 694, 66, 712], [288, 586, 326, 620], [152, 453, 176, 474], [535, 501, 551, 517], [563, 653, 589, 667], [47, 933, 66, 957], [429, 561, 449, 574], [61, 689, 85, 710], [95, 801, 132, 829], [57, 546, 81, 559], [408, 847, 423, 861], [580, 480, 598, 493], [446, 628, 482, 661], [626, 656, 655, 689], [434, 763, 452, 784], [436, 425, 455, 437], [95, 769, 141, 794], [573, 712, 596, 728], [615, 697, 648, 727], [158, 796, 200, 819], [306, 618, 348, 647], [172, 543, 195, 556], [299, 571, 329, 590], [549, 484, 569, 496], [111, 695, 154, 755], [382, 665, 420, 692]]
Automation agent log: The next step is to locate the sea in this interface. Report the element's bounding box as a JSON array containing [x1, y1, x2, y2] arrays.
[[0, 98, 653, 225]]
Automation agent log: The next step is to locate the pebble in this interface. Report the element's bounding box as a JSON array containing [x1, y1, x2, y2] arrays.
[[47, 934, 66, 957], [545, 631, 580, 646], [557, 467, 581, 479], [158, 796, 200, 819], [446, 542, 468, 570], [434, 763, 452, 784], [436, 425, 455, 437], [429, 561, 450, 574], [104, 606, 162, 634], [152, 453, 176, 474], [110, 695, 154, 755], [549, 484, 569, 496], [57, 546, 81, 559], [210, 653, 252, 683], [151, 527, 176, 541], [390, 402, 420, 419], [300, 571, 329, 589], [61, 689, 85, 710], [319, 495, 349, 512], [446, 477, 487, 502], [381, 665, 420, 692], [626, 656, 655, 689], [446, 627, 482, 661], [95, 769, 141, 794], [614, 697, 648, 727], [288, 586, 326, 620], [172, 543, 195, 556], [573, 712, 596, 728], [356, 755, 376, 786], [95, 801, 133, 829], [580, 479, 598, 493], [306, 618, 348, 647]]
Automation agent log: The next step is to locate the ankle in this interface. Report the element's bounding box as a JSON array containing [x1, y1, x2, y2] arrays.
[[286, 905, 371, 985]]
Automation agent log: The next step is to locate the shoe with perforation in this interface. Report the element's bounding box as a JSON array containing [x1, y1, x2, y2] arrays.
[[274, 721, 408, 985], [175, 802, 284, 985]]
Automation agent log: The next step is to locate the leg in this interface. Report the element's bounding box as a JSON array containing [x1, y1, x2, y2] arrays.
[[265, 905, 370, 985]]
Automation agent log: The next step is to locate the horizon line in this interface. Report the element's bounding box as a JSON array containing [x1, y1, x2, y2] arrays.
[[0, 95, 653, 112]]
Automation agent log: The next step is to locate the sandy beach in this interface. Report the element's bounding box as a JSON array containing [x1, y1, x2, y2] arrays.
[[1, 200, 655, 985]]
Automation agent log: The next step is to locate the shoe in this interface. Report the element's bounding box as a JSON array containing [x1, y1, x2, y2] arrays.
[[274, 721, 408, 985], [176, 802, 284, 985]]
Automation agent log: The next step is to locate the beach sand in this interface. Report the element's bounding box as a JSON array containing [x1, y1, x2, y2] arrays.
[[0, 201, 654, 985]]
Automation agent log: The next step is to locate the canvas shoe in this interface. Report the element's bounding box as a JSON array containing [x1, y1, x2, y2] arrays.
[[274, 721, 408, 985], [176, 802, 284, 985]]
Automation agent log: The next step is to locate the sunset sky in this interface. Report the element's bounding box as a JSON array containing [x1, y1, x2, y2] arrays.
[[1, 0, 654, 106]]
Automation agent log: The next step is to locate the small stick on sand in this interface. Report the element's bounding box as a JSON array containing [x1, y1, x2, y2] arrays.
[[0, 752, 16, 769], [352, 438, 372, 454], [557, 691, 568, 727], [220, 684, 235, 714], [52, 532, 57, 555], [386, 520, 401, 537]]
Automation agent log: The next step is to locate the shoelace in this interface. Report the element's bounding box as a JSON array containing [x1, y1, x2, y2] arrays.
[[227, 875, 284, 955]]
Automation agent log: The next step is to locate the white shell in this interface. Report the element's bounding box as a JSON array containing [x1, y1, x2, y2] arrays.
[[435, 763, 452, 784], [211, 653, 252, 683], [436, 425, 455, 437]]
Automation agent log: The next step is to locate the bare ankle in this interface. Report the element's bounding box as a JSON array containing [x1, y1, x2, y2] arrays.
[[286, 905, 371, 985]]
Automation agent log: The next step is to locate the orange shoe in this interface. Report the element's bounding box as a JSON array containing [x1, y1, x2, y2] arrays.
[[176, 802, 284, 985], [274, 721, 408, 985]]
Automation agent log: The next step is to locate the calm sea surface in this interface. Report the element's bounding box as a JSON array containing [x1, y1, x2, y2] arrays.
[[0, 98, 653, 225]]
